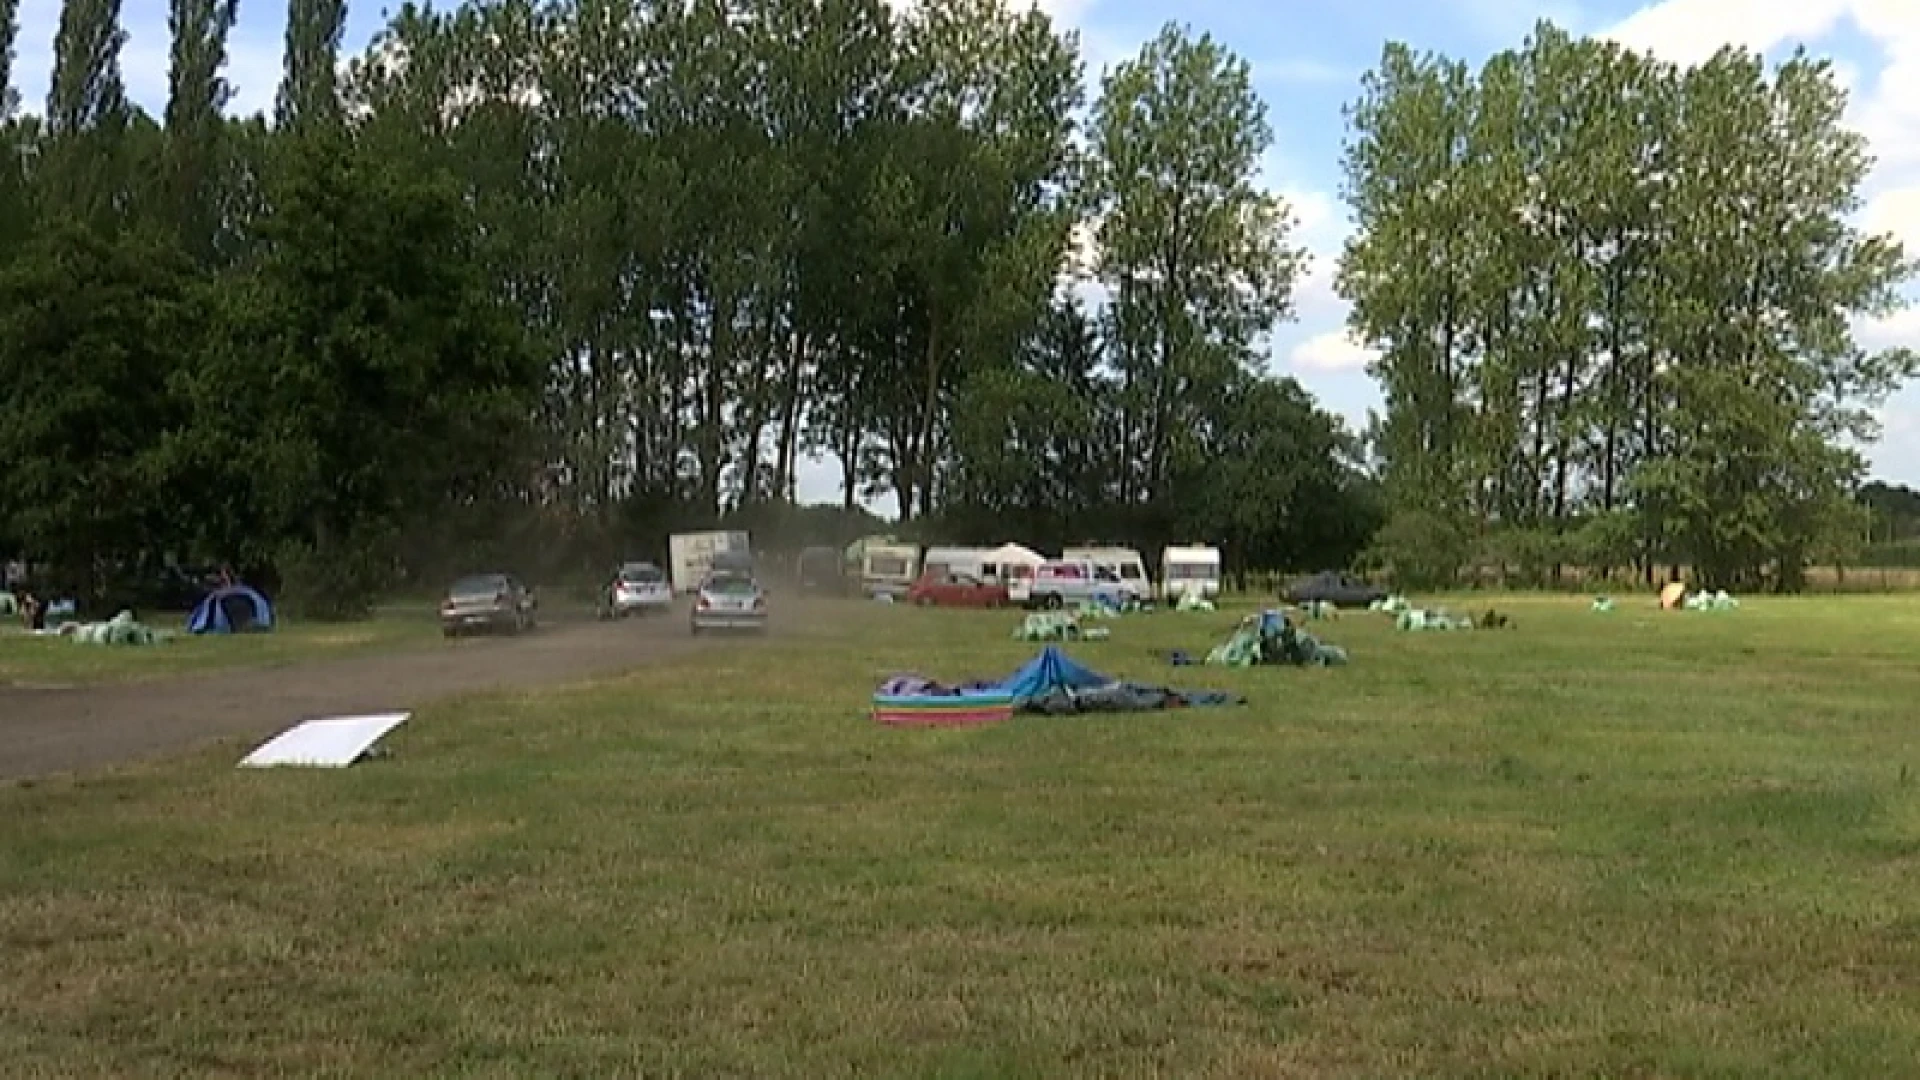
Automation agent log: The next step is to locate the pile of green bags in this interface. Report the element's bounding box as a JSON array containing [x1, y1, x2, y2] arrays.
[[1684, 589, 1740, 611], [70, 610, 167, 646], [1175, 590, 1215, 612], [1395, 608, 1475, 631], [1014, 612, 1082, 641], [1206, 610, 1347, 667]]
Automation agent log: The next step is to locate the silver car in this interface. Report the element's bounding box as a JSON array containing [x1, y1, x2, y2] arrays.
[[603, 561, 673, 618], [440, 573, 537, 637], [690, 571, 767, 635]]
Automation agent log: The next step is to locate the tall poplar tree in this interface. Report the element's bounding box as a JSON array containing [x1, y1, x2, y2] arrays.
[[277, 0, 347, 131]]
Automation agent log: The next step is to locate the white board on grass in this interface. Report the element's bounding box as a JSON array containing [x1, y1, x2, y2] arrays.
[[238, 712, 411, 768]]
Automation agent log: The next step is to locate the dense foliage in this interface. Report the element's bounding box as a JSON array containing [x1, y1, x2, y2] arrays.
[[0, 0, 1380, 611], [1, 4, 1911, 608], [1340, 23, 1916, 590]]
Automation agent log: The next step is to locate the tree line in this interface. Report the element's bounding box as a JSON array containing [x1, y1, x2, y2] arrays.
[[1342, 23, 1915, 590], [0, 0, 1384, 614], [0, 4, 1910, 613]]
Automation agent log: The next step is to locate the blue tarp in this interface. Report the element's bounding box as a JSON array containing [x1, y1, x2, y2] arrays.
[[994, 645, 1110, 700], [877, 645, 1241, 715], [187, 584, 274, 634]]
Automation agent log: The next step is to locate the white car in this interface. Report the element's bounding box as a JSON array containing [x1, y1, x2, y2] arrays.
[[603, 562, 673, 618], [691, 571, 769, 634]]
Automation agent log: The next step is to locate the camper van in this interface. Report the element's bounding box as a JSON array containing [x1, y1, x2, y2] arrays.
[[1063, 546, 1151, 597], [858, 541, 921, 599], [1160, 544, 1222, 600]]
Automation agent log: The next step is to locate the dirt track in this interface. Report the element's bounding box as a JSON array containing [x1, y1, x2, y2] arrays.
[[0, 604, 807, 783]]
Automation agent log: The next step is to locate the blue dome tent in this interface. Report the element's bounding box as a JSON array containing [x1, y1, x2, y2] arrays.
[[187, 584, 274, 634]]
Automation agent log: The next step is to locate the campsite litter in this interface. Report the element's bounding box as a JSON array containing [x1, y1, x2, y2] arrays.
[[64, 610, 171, 646], [872, 645, 1242, 726], [1684, 589, 1740, 611], [1205, 609, 1347, 667], [1592, 595, 1615, 612], [1013, 612, 1109, 641], [1174, 590, 1215, 612], [239, 712, 410, 768], [1396, 608, 1476, 631], [1296, 599, 1339, 620], [1369, 594, 1412, 614]]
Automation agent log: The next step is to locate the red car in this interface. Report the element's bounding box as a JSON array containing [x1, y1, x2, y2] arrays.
[[906, 570, 1010, 608]]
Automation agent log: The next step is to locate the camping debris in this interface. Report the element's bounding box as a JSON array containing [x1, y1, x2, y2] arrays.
[[1297, 599, 1339, 620], [1395, 608, 1474, 631], [875, 644, 1242, 719], [1684, 589, 1740, 611], [1175, 590, 1215, 612], [1368, 594, 1412, 614], [66, 610, 169, 646], [1014, 612, 1082, 641], [1591, 595, 1615, 612], [1475, 609, 1512, 629], [1206, 609, 1347, 667]]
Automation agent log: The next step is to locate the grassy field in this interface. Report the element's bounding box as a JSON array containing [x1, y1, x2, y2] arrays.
[[0, 605, 442, 685], [5, 593, 1920, 1075]]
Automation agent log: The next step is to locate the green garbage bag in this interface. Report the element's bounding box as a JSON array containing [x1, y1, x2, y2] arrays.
[[1014, 612, 1081, 641], [1591, 596, 1615, 612], [1175, 590, 1215, 612]]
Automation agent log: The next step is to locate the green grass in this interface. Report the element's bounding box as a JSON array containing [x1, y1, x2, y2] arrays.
[[0, 604, 442, 685], [6, 593, 1920, 1075]]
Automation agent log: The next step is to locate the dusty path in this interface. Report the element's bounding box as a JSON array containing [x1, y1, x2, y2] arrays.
[[0, 604, 816, 783]]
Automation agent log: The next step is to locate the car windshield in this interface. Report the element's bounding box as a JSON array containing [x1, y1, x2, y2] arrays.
[[704, 575, 757, 595], [451, 575, 506, 597], [620, 565, 663, 583]]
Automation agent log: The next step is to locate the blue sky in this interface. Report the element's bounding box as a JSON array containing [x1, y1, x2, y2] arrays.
[[9, 0, 1920, 508]]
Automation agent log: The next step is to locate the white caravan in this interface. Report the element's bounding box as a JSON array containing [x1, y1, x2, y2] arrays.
[[982, 542, 1044, 603], [859, 541, 921, 599], [921, 546, 993, 581], [1160, 544, 1223, 600], [667, 530, 752, 595], [1063, 546, 1151, 597]]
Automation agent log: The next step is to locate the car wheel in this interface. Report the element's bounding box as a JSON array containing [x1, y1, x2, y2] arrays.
[[1044, 593, 1063, 610], [442, 627, 456, 639]]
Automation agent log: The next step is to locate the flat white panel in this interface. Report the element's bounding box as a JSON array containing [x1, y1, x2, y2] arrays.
[[237, 712, 410, 769]]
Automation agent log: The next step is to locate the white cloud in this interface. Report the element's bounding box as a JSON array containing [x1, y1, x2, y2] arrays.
[[1289, 329, 1378, 374], [1859, 307, 1920, 352], [1864, 186, 1920, 252]]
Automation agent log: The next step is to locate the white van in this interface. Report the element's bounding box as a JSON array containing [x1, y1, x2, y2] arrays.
[[1160, 544, 1222, 600], [1063, 546, 1151, 597], [1027, 559, 1144, 610]]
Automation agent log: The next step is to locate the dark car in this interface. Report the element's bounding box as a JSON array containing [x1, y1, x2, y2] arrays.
[[440, 573, 537, 637], [1284, 570, 1387, 609]]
